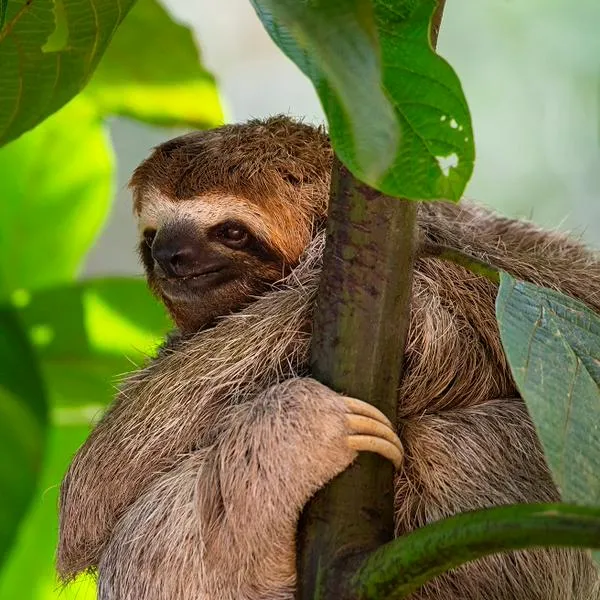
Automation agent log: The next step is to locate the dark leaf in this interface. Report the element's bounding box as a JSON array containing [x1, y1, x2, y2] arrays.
[[0, 307, 47, 569], [0, 0, 135, 146], [352, 503, 600, 599]]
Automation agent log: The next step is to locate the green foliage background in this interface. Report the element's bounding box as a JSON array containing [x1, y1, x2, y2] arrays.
[[0, 0, 222, 597]]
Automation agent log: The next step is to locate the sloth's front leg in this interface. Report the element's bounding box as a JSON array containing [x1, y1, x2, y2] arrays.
[[97, 377, 402, 600]]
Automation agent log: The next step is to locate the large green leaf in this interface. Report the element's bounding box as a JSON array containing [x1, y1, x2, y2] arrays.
[[496, 273, 600, 506], [351, 503, 600, 599], [0, 0, 135, 146], [84, 0, 223, 128], [252, 0, 398, 184], [0, 97, 113, 296], [252, 0, 474, 201], [0, 423, 95, 600], [0, 277, 168, 598], [15, 277, 170, 408], [0, 307, 47, 569]]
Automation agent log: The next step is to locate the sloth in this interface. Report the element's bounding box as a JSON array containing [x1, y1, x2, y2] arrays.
[[57, 116, 600, 599]]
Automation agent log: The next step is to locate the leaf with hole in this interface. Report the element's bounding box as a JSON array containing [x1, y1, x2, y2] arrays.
[[252, 0, 474, 201]]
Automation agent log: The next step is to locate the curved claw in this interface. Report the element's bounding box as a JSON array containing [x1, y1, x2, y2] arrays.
[[347, 435, 404, 469], [345, 398, 404, 470], [345, 397, 395, 429]]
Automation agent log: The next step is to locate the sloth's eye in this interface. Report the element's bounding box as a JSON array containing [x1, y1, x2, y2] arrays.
[[218, 223, 250, 249], [224, 226, 246, 241], [143, 229, 157, 247]]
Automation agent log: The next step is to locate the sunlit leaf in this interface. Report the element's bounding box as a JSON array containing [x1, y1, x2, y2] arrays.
[[496, 273, 600, 506], [16, 277, 170, 408], [0, 97, 113, 296], [352, 503, 600, 599], [0, 277, 169, 598], [0, 0, 135, 146], [252, 0, 474, 201], [0, 307, 47, 570], [85, 0, 223, 128]]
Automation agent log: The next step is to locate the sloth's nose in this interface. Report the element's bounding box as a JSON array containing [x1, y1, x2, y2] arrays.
[[152, 242, 200, 278], [151, 222, 209, 278]]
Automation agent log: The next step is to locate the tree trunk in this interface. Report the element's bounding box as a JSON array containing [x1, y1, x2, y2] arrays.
[[295, 4, 447, 598], [295, 162, 417, 599]]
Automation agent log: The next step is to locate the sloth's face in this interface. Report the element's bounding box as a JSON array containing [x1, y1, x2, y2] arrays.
[[135, 191, 287, 332]]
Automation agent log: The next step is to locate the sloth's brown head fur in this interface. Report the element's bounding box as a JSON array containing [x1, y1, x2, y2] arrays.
[[130, 116, 332, 332]]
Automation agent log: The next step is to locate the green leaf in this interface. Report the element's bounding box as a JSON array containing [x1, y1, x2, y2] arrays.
[[0, 0, 7, 29], [496, 273, 600, 506], [0, 277, 168, 597], [352, 503, 600, 599], [0, 97, 113, 296], [0, 423, 96, 600], [0, 0, 135, 146], [84, 0, 223, 128], [252, 0, 474, 201], [0, 307, 47, 569], [15, 277, 170, 408], [252, 0, 399, 184]]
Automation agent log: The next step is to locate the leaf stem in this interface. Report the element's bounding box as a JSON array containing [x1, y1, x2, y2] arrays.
[[351, 503, 600, 599], [420, 241, 500, 284]]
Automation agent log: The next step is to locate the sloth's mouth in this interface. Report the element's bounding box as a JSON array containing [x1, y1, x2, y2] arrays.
[[158, 267, 232, 299], [171, 268, 223, 281]]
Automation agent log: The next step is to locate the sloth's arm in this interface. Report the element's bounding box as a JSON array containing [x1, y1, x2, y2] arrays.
[[97, 377, 401, 600]]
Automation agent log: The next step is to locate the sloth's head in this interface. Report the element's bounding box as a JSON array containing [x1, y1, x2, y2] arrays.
[[130, 116, 332, 333]]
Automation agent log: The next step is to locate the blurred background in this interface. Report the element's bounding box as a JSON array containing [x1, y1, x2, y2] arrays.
[[0, 0, 599, 598]]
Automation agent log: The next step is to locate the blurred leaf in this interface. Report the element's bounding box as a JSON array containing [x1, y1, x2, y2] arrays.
[[352, 503, 600, 599], [16, 277, 170, 408], [252, 0, 474, 201], [0, 307, 47, 569], [0, 0, 135, 146], [0, 97, 113, 296], [0, 423, 96, 600], [0, 277, 168, 598], [496, 273, 600, 506], [85, 0, 223, 128], [0, 0, 7, 29]]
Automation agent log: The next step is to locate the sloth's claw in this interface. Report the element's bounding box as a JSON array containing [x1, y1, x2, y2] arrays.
[[345, 399, 404, 469], [345, 397, 395, 428]]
